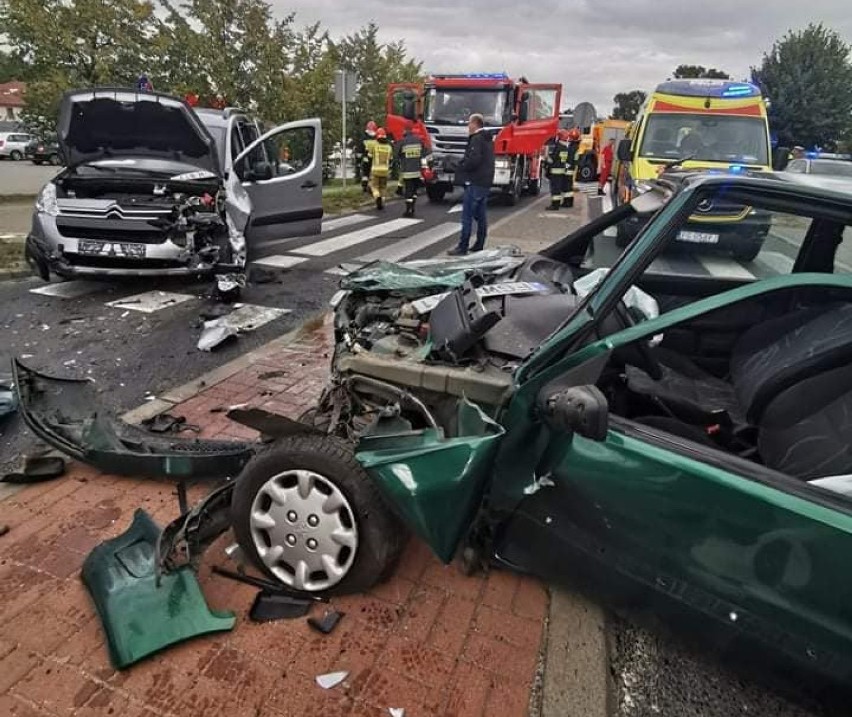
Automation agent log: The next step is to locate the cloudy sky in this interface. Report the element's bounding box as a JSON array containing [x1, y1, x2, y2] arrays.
[[269, 0, 852, 115]]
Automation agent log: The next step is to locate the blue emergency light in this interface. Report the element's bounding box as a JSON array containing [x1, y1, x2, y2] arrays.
[[721, 84, 755, 97], [433, 73, 509, 80], [807, 151, 820, 159], [728, 164, 745, 173]]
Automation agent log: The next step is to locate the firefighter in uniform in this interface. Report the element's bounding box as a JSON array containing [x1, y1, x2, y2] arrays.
[[397, 127, 430, 217], [545, 128, 578, 210], [358, 121, 378, 193], [368, 128, 393, 210]]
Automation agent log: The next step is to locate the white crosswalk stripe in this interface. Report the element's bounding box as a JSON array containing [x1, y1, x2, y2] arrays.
[[292, 218, 422, 257], [105, 290, 195, 313], [30, 280, 102, 299], [357, 223, 460, 264], [321, 213, 373, 232], [252, 255, 308, 270], [447, 204, 463, 214], [697, 256, 756, 280]]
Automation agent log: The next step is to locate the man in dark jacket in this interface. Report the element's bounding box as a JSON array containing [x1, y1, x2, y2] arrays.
[[448, 113, 495, 255]]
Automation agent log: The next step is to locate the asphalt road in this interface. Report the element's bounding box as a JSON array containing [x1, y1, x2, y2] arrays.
[[0, 187, 529, 474], [0, 160, 60, 196]]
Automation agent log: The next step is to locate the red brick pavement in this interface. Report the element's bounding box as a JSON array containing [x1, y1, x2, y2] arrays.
[[0, 321, 549, 716]]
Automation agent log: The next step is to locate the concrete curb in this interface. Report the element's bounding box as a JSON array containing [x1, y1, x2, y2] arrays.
[[542, 588, 611, 716]]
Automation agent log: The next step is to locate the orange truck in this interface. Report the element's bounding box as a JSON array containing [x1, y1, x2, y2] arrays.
[[386, 74, 562, 204]]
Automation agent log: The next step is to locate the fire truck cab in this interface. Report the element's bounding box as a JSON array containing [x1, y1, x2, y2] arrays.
[[386, 74, 561, 204]]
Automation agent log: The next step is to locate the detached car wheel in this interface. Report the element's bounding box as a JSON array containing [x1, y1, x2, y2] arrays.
[[231, 434, 405, 595]]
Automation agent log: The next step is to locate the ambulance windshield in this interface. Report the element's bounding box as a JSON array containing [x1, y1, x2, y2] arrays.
[[639, 114, 769, 165]]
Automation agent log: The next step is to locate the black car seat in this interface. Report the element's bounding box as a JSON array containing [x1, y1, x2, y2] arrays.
[[757, 363, 852, 479], [626, 303, 852, 432]]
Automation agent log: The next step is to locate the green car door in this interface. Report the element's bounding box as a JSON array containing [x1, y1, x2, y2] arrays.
[[492, 277, 852, 689]]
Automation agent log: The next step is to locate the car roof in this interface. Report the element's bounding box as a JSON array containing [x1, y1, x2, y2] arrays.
[[193, 107, 250, 129]]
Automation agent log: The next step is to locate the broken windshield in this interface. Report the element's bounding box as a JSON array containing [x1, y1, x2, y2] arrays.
[[424, 89, 510, 126]]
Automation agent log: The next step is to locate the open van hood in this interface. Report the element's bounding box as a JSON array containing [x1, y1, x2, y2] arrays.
[[57, 88, 220, 175]]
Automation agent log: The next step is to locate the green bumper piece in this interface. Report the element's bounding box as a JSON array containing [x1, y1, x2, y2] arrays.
[[82, 509, 235, 669]]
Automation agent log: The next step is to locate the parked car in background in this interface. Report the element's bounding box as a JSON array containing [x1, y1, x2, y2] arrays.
[[26, 136, 63, 166], [0, 131, 35, 160], [785, 156, 852, 178]]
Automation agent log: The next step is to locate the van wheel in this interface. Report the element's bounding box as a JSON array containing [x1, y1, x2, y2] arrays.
[[49, 154, 61, 166], [578, 161, 596, 182], [231, 434, 405, 596], [10, 150, 22, 161]]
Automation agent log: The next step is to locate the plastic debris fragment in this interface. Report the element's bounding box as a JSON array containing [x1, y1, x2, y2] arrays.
[[315, 671, 348, 690]]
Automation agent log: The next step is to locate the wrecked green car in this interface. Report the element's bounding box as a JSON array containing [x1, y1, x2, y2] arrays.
[[18, 172, 852, 698]]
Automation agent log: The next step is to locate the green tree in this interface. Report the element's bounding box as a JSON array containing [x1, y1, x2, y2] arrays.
[[612, 90, 647, 121], [333, 23, 422, 143], [0, 50, 33, 82], [1, 0, 159, 128], [673, 65, 730, 79], [752, 23, 852, 148]]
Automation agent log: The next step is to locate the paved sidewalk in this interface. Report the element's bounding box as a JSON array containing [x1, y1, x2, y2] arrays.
[[0, 318, 550, 717]]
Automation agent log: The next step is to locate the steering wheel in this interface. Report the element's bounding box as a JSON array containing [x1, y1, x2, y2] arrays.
[[613, 301, 664, 380]]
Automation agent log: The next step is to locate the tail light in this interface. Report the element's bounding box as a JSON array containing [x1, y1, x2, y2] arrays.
[[0, 140, 5, 148]]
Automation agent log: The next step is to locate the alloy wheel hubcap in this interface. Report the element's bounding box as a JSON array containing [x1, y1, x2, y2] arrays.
[[248, 469, 358, 591]]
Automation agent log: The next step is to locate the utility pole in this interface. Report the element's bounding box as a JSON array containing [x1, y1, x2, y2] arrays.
[[334, 70, 358, 187]]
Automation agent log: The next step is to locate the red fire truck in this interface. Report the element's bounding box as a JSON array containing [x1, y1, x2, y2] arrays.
[[385, 74, 562, 204]]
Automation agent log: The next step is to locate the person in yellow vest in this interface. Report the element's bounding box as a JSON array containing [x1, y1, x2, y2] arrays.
[[368, 128, 393, 210]]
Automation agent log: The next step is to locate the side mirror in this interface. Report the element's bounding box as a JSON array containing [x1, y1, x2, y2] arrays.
[[248, 160, 273, 181], [402, 92, 417, 121], [518, 92, 530, 124], [772, 147, 790, 171], [617, 138, 632, 162], [540, 386, 609, 441]]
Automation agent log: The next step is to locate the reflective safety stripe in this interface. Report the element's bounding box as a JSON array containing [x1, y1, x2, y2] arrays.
[[550, 168, 566, 175], [401, 171, 421, 179]]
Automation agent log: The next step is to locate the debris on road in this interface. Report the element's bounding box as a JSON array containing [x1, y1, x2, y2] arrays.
[[308, 608, 344, 635], [2, 451, 66, 484], [197, 304, 290, 351], [315, 671, 348, 690], [13, 358, 253, 479], [0, 524, 9, 538], [198, 316, 239, 351], [141, 412, 200, 434], [83, 509, 235, 669], [0, 372, 17, 417], [249, 591, 312, 621]]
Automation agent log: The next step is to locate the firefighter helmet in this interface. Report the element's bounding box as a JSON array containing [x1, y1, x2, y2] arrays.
[[557, 128, 571, 141], [376, 127, 387, 139], [567, 128, 581, 142]]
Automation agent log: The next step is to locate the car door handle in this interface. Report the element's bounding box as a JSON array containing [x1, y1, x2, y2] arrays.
[[301, 180, 318, 189]]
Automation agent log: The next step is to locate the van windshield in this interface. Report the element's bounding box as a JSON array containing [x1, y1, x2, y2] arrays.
[[639, 114, 769, 165]]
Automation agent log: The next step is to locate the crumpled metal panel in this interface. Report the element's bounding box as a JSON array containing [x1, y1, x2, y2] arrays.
[[356, 399, 504, 562]]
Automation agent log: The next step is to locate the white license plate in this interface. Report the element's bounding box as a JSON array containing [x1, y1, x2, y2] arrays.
[[677, 230, 719, 244], [78, 240, 146, 258]]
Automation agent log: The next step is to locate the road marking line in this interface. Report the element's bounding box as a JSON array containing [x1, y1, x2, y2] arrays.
[[30, 280, 102, 299], [697, 255, 756, 280], [106, 290, 194, 313], [258, 213, 374, 250], [754, 251, 794, 275], [321, 213, 372, 232], [251, 255, 308, 269], [292, 218, 422, 257], [357, 223, 460, 264], [447, 204, 463, 214]]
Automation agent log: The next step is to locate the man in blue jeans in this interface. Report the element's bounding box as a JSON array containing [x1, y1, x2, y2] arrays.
[[448, 113, 495, 255]]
